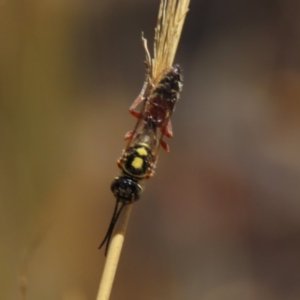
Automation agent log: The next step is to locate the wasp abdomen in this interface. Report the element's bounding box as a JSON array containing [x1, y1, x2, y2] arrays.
[[145, 65, 183, 125]]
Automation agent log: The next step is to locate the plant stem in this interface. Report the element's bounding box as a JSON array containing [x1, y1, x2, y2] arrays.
[[96, 204, 133, 300]]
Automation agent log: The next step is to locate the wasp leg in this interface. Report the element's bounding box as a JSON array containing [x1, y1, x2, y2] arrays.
[[160, 139, 170, 152], [161, 120, 173, 138], [124, 130, 134, 141], [129, 95, 144, 119], [146, 167, 155, 179], [117, 158, 122, 169]]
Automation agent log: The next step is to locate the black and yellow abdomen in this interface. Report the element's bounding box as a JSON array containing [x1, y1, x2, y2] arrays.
[[121, 144, 154, 179]]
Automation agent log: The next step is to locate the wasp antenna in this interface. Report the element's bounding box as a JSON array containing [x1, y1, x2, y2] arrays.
[[99, 202, 127, 256], [104, 203, 126, 256], [99, 201, 119, 250]]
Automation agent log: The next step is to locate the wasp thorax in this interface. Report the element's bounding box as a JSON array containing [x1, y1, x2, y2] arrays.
[[122, 144, 153, 179]]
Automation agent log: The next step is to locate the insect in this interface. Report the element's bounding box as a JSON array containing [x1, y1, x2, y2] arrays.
[[99, 65, 183, 255]]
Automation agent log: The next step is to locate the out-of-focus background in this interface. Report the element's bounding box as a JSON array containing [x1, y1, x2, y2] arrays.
[[1, 0, 300, 299]]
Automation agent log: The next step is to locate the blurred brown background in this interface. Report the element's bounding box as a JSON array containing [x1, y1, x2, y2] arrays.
[[1, 0, 300, 299]]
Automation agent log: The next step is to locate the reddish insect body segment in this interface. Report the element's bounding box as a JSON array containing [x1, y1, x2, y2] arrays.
[[128, 65, 183, 151], [146, 66, 182, 125]]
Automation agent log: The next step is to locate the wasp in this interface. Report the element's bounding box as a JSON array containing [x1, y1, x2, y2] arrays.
[[99, 65, 183, 255]]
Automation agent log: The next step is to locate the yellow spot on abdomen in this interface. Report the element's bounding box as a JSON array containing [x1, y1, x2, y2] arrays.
[[132, 157, 143, 169], [136, 147, 148, 156]]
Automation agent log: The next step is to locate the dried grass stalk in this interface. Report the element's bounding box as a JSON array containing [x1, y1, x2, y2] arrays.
[[152, 0, 190, 84], [97, 1, 190, 300]]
